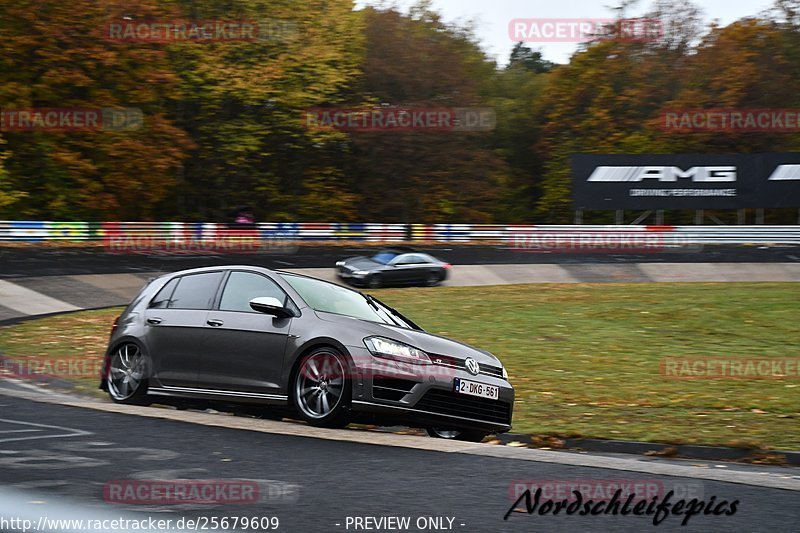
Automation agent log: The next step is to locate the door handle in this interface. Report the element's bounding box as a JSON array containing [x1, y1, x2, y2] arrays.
[[207, 319, 224, 327], [147, 317, 163, 325]]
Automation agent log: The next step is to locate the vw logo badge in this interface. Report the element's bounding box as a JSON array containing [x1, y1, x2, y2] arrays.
[[465, 358, 480, 376]]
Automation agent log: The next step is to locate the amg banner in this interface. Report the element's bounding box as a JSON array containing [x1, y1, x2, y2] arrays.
[[572, 153, 800, 209]]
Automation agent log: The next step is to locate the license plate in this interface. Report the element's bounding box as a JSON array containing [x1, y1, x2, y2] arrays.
[[453, 378, 499, 400]]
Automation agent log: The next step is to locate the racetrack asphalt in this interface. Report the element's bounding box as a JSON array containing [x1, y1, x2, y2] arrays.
[[2, 244, 800, 278], [1, 245, 799, 532], [0, 381, 797, 533], [1, 245, 799, 324]]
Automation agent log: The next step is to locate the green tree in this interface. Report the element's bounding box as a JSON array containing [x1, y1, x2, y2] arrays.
[[508, 43, 555, 73], [345, 4, 508, 223], [165, 0, 365, 221]]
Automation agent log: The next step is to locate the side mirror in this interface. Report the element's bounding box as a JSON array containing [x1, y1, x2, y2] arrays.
[[249, 297, 293, 318]]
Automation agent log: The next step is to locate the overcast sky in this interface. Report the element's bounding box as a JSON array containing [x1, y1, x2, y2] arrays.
[[356, 0, 777, 65]]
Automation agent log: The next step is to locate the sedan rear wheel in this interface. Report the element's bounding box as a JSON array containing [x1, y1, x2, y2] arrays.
[[367, 274, 382, 289], [107, 343, 151, 405], [426, 427, 489, 442], [425, 272, 441, 287], [292, 348, 351, 428]]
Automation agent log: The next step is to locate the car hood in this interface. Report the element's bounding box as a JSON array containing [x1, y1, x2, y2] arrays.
[[315, 311, 501, 365], [342, 257, 385, 270]]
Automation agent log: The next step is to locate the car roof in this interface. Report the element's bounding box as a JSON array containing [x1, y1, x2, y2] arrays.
[[161, 265, 273, 277], [162, 265, 365, 294]]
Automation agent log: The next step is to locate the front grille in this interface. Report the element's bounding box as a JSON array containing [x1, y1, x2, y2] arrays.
[[479, 363, 504, 378], [430, 353, 504, 379], [414, 389, 511, 425], [373, 376, 418, 402]]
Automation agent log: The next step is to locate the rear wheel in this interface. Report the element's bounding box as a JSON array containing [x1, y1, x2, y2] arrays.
[[426, 427, 489, 443], [292, 348, 351, 428], [107, 343, 151, 405], [425, 272, 441, 287]]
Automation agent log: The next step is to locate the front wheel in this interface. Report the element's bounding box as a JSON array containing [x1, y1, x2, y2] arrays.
[[426, 427, 489, 442], [107, 343, 151, 405], [292, 348, 351, 428]]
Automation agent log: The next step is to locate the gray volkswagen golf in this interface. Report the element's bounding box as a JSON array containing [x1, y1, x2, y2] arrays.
[[100, 266, 513, 441]]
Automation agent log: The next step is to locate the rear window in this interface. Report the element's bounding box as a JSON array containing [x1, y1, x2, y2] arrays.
[[168, 272, 224, 310]]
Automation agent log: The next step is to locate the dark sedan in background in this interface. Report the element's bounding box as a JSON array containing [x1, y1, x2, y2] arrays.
[[101, 266, 513, 442], [336, 248, 451, 288]]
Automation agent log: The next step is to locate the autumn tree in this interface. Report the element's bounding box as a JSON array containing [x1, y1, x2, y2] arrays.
[[0, 0, 192, 219], [163, 0, 364, 221], [344, 4, 508, 223]]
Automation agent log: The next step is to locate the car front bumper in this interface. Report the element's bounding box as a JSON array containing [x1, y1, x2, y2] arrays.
[[345, 346, 514, 433], [337, 269, 368, 281]]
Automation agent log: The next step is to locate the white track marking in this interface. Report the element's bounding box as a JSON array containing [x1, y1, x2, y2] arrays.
[[0, 280, 79, 315], [0, 418, 90, 443]]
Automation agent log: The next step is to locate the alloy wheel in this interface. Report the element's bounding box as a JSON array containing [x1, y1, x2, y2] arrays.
[[295, 351, 346, 420], [108, 343, 148, 402]]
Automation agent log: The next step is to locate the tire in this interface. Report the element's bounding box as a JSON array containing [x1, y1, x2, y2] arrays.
[[426, 427, 489, 443], [292, 348, 351, 428], [367, 274, 382, 289], [425, 271, 441, 287], [107, 342, 152, 405]]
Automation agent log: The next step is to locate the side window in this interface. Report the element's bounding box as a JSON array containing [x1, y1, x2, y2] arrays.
[[168, 272, 224, 310], [220, 272, 287, 313], [149, 278, 178, 309]]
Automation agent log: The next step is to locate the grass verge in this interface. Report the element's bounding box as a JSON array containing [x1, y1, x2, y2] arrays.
[[0, 282, 798, 449]]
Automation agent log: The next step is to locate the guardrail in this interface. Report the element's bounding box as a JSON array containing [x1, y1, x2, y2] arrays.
[[0, 221, 799, 244]]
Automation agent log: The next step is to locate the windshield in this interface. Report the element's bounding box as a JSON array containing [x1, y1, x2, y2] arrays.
[[371, 252, 398, 265], [279, 274, 408, 327]]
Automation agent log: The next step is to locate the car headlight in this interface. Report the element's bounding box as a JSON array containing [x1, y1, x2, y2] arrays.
[[502, 366, 509, 380], [364, 337, 431, 365], [336, 261, 345, 267]]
